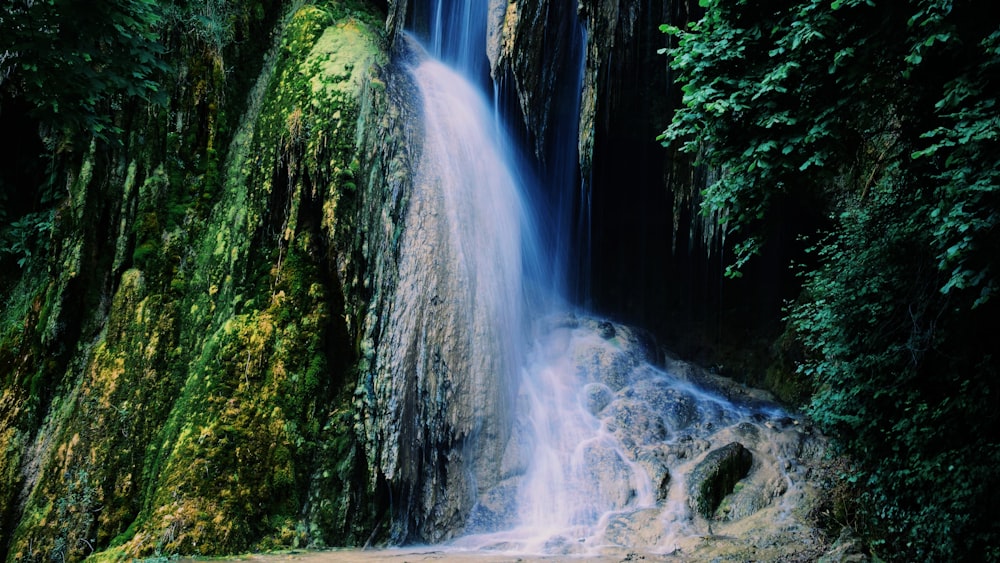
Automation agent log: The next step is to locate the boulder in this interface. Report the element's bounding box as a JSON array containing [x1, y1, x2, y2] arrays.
[[582, 382, 613, 415], [634, 446, 671, 502], [688, 442, 753, 518]]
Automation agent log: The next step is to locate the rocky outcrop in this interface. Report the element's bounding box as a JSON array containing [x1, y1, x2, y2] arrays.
[[353, 36, 535, 542], [486, 0, 584, 163], [481, 0, 678, 178], [385, 0, 408, 45], [0, 1, 398, 559], [462, 315, 831, 557]]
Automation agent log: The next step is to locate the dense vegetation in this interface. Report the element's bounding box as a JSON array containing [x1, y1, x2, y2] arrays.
[[1, 0, 389, 559], [1, 0, 164, 271], [662, 0, 1000, 559]]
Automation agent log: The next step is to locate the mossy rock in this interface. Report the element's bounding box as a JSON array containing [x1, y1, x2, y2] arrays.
[[687, 441, 753, 518]]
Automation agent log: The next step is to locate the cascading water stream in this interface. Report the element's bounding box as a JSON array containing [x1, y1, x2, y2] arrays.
[[413, 0, 489, 81], [389, 0, 820, 556]]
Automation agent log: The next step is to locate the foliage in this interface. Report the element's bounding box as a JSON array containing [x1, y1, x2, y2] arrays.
[[1, 0, 170, 275], [661, 0, 1000, 559], [0, 210, 53, 268], [0, 0, 169, 143]]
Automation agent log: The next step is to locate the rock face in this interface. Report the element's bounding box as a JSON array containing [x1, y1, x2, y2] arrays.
[[485, 0, 584, 163], [481, 0, 658, 174], [0, 2, 400, 559], [355, 39, 529, 542]]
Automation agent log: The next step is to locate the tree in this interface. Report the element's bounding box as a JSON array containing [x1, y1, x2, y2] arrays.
[[1, 0, 168, 142], [661, 0, 1000, 559]]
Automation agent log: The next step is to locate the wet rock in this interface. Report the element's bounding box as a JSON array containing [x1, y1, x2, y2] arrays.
[[605, 399, 668, 450], [582, 382, 613, 415], [499, 417, 532, 478], [580, 441, 634, 512], [598, 320, 616, 339], [361, 36, 530, 541], [541, 534, 586, 555], [628, 377, 700, 431], [386, 0, 408, 44], [688, 442, 753, 518], [485, 0, 583, 161], [567, 321, 655, 392], [544, 311, 581, 330], [665, 434, 711, 464], [603, 508, 665, 547], [464, 477, 521, 534], [717, 481, 771, 521], [575, 343, 637, 390], [635, 446, 671, 502], [733, 421, 761, 444]]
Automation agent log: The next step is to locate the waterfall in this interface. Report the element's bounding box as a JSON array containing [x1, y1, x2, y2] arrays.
[[412, 0, 489, 82], [411, 0, 588, 303], [381, 0, 816, 555], [369, 30, 540, 540]]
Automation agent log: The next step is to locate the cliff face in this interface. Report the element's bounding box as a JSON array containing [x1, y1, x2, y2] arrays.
[[0, 1, 405, 558], [480, 0, 806, 385], [483, 0, 673, 181]]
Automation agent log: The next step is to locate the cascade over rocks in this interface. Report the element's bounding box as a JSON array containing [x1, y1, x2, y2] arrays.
[[388, 1, 788, 374], [450, 315, 833, 559], [355, 36, 531, 542]]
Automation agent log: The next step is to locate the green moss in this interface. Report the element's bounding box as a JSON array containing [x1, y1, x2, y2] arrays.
[[5, 265, 190, 560], [2, 1, 389, 560], [116, 246, 335, 555]]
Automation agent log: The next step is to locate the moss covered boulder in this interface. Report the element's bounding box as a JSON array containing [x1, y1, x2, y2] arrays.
[[688, 441, 753, 519]]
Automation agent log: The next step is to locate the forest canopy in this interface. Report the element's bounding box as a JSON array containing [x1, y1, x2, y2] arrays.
[[661, 0, 1000, 559]]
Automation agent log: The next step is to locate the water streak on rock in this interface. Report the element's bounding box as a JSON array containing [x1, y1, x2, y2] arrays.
[[370, 38, 538, 540]]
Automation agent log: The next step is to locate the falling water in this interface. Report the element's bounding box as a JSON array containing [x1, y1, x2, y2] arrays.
[[392, 0, 822, 556], [412, 0, 489, 81], [407, 50, 533, 391], [371, 35, 539, 542], [542, 20, 588, 304]]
